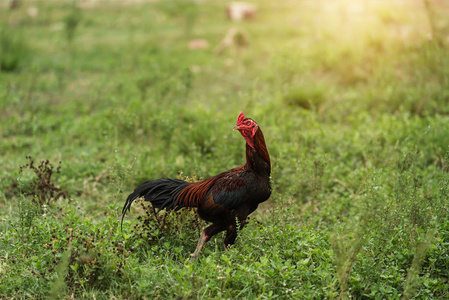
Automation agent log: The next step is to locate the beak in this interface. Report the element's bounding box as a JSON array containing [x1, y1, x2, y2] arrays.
[[233, 125, 240, 131]]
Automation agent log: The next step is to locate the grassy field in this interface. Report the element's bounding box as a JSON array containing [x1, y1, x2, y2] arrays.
[[1, 0, 449, 298]]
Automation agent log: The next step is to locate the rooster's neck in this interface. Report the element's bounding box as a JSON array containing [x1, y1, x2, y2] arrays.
[[245, 127, 271, 177]]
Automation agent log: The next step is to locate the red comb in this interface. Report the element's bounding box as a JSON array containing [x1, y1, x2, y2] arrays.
[[237, 112, 245, 124]]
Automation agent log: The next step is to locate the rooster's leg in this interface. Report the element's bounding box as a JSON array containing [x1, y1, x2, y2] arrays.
[[224, 225, 237, 248], [191, 224, 224, 261], [224, 219, 248, 249], [191, 231, 208, 261]]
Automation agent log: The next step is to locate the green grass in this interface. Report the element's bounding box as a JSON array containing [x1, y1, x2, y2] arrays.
[[1, 0, 449, 298]]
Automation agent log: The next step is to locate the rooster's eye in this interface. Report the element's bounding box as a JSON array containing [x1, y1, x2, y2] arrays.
[[246, 122, 251, 126]]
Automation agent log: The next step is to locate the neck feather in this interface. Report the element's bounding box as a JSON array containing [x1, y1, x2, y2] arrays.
[[245, 127, 271, 176]]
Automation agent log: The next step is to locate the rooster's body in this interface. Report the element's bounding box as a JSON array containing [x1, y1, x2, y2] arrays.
[[121, 112, 271, 259]]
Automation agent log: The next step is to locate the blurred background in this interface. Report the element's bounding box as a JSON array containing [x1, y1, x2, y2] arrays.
[[1, 0, 448, 197], [1, 0, 449, 298]]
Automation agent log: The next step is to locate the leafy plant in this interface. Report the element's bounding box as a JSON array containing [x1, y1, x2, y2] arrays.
[[283, 84, 327, 111], [0, 26, 29, 72], [156, 0, 199, 37], [64, 1, 82, 48]]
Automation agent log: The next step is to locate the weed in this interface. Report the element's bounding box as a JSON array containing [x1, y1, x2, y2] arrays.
[[332, 227, 366, 299], [283, 84, 327, 111], [16, 194, 40, 253], [403, 230, 436, 300], [311, 155, 327, 215], [48, 246, 72, 298], [19, 156, 71, 207], [156, 0, 199, 38], [0, 26, 29, 72], [64, 1, 82, 49]]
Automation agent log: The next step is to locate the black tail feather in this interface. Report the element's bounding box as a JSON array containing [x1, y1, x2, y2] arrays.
[[121, 178, 190, 230]]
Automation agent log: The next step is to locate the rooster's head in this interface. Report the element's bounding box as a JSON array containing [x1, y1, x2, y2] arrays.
[[234, 112, 258, 148]]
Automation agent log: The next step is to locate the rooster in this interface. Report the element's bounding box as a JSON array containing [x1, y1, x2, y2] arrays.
[[121, 112, 271, 260]]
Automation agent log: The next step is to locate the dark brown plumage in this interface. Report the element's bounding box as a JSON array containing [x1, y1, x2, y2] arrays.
[[121, 112, 271, 259]]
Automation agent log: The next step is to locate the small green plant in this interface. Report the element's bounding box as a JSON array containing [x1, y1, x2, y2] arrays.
[[283, 84, 326, 111], [64, 1, 82, 48], [0, 26, 29, 72], [136, 76, 153, 101], [48, 246, 72, 298], [331, 173, 376, 299], [156, 0, 199, 38], [311, 155, 327, 215], [15, 194, 40, 254], [403, 230, 436, 300], [332, 228, 366, 299]]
